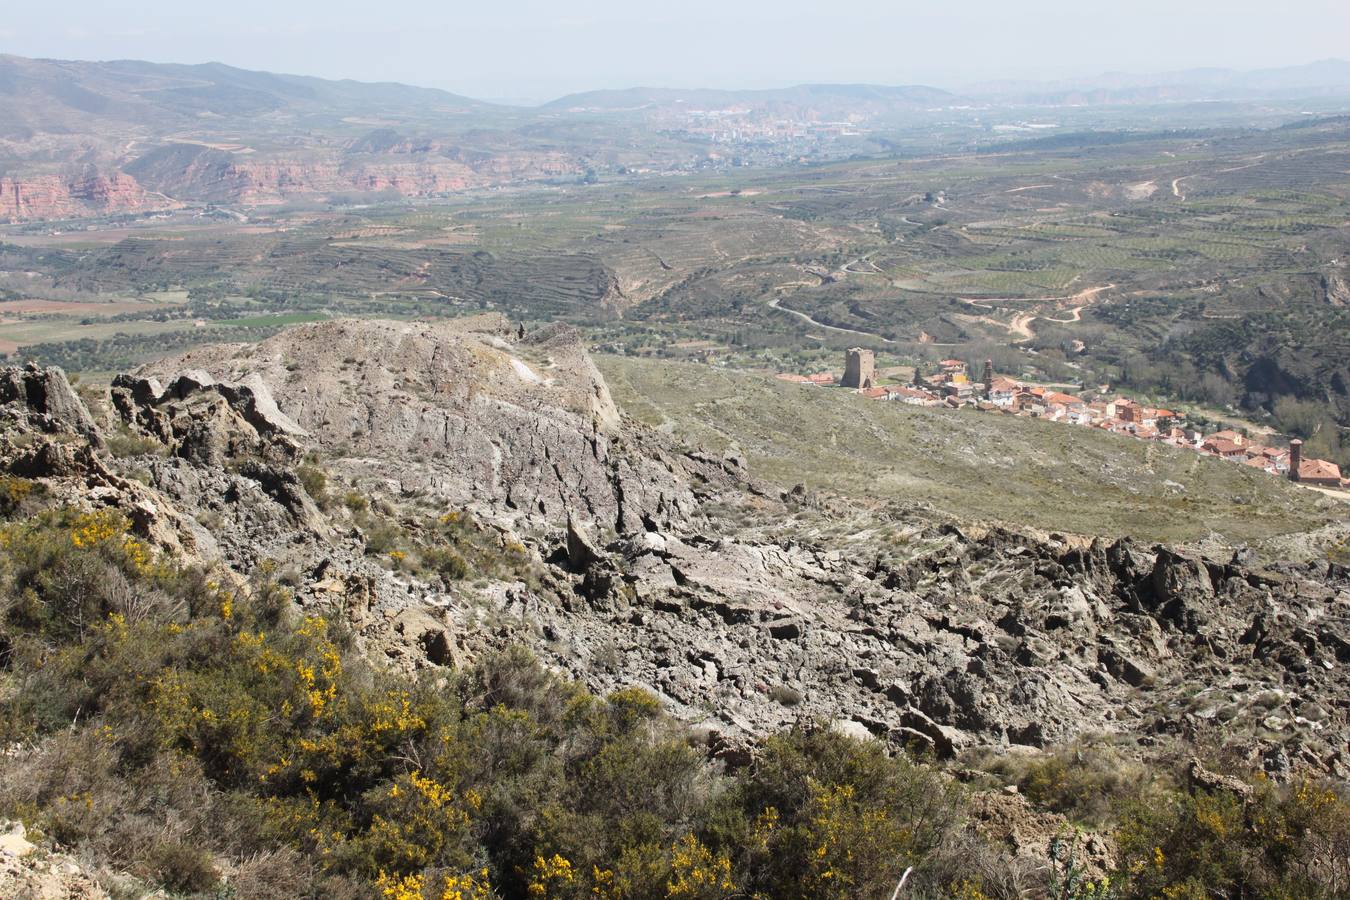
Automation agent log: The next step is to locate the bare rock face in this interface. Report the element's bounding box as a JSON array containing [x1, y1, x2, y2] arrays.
[[0, 170, 171, 222], [0, 820, 107, 899], [0, 363, 101, 444], [110, 370, 306, 466], [122, 142, 583, 209], [135, 316, 694, 534], [502, 518, 1350, 769], [0, 366, 203, 556]]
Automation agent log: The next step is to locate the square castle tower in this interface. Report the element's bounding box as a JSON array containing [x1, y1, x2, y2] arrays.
[[841, 347, 875, 389]]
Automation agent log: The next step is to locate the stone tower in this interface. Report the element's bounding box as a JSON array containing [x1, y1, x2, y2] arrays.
[[1289, 439, 1302, 482], [983, 359, 994, 399], [841, 347, 875, 389]]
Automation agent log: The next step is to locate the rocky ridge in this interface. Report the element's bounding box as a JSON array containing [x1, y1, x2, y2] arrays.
[[1, 318, 1347, 779]]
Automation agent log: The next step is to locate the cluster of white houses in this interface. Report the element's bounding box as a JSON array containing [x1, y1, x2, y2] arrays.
[[777, 349, 1346, 489]]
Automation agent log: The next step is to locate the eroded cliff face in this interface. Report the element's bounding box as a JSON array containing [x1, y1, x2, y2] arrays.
[[0, 170, 174, 222], [2, 320, 1347, 781], [1, 144, 584, 221]]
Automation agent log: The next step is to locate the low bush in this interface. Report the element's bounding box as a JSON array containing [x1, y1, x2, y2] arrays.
[[105, 426, 167, 459], [2, 505, 1348, 898]]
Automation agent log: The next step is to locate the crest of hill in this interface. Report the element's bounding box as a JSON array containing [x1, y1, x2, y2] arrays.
[[135, 315, 621, 439], [127, 316, 728, 535], [0, 54, 492, 138]]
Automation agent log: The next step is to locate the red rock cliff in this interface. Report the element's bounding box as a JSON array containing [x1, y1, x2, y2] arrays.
[[0, 171, 173, 222]]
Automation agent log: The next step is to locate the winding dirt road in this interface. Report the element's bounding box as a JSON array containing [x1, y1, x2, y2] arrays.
[[956, 284, 1113, 342], [766, 295, 897, 344]]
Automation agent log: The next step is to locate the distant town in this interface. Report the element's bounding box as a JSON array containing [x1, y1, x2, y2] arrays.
[[779, 348, 1347, 490]]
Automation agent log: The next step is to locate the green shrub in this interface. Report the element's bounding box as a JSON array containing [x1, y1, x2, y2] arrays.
[[1115, 774, 1350, 898], [12, 503, 1343, 899], [104, 427, 166, 459], [296, 461, 330, 507], [421, 546, 469, 583]]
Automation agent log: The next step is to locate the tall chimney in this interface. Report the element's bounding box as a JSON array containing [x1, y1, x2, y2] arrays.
[[1288, 439, 1302, 482], [983, 359, 994, 399]]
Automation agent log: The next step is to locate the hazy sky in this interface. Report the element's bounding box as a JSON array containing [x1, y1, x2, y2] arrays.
[[3, 0, 1348, 102]]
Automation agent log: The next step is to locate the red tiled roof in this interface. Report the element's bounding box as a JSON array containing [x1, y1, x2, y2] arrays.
[[1300, 458, 1343, 481], [1203, 438, 1244, 455]]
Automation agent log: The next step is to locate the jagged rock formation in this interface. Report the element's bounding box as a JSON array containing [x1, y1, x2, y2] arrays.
[[1, 319, 1347, 780], [110, 369, 307, 465], [495, 519, 1350, 771], [133, 316, 700, 534], [0, 363, 102, 444]]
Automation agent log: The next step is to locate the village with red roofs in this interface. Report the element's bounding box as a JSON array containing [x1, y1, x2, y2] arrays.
[[778, 348, 1348, 490]]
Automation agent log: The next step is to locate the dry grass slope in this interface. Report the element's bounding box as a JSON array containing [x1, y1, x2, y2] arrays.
[[600, 356, 1338, 548]]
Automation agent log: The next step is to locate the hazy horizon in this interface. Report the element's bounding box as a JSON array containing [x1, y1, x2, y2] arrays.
[[3, 0, 1349, 104]]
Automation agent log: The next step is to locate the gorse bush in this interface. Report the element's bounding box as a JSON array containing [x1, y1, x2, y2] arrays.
[[0, 503, 1347, 898], [1116, 774, 1350, 898], [0, 505, 978, 898]]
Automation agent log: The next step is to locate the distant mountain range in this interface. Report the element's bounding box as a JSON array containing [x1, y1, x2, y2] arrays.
[[0, 54, 489, 140], [965, 59, 1350, 104], [541, 83, 956, 120], [2, 53, 1350, 222]]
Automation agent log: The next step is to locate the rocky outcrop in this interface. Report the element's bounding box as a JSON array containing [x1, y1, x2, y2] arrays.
[[134, 316, 704, 534], [0, 363, 101, 443], [487, 519, 1350, 771], [110, 369, 306, 465], [0, 821, 107, 899], [0, 170, 171, 222], [967, 791, 1115, 884], [2, 324, 1347, 782], [0, 367, 202, 555]]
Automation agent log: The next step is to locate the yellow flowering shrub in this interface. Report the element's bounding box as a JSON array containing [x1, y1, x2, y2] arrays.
[[665, 834, 735, 899], [527, 853, 576, 897], [19, 504, 1350, 899], [1116, 771, 1350, 897], [437, 868, 495, 900]]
